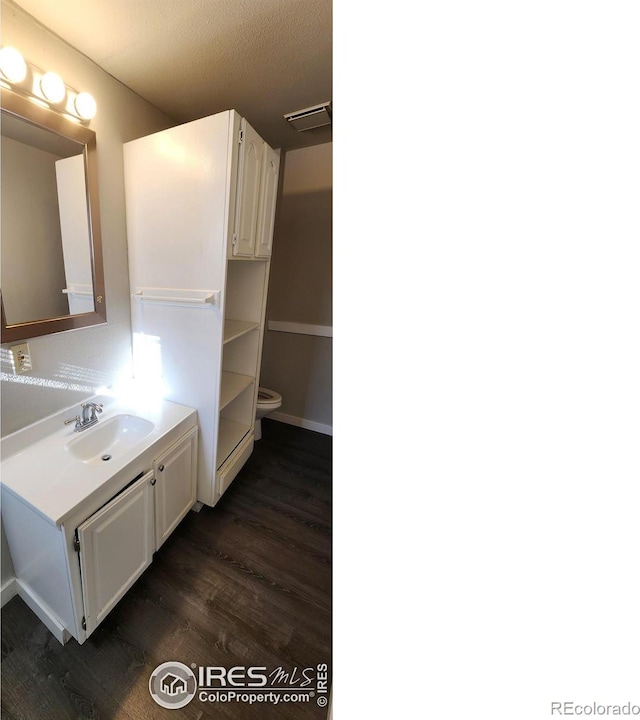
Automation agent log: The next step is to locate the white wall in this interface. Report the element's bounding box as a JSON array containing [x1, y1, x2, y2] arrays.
[[0, 0, 176, 588], [260, 142, 332, 434], [0, 0, 175, 435]]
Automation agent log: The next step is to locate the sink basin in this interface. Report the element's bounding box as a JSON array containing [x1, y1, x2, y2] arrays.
[[65, 414, 155, 463]]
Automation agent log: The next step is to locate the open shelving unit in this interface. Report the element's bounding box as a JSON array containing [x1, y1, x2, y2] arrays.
[[216, 259, 268, 479]]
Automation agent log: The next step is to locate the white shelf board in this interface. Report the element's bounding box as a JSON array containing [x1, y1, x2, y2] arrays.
[[220, 372, 254, 411], [223, 319, 259, 344], [217, 417, 252, 469]]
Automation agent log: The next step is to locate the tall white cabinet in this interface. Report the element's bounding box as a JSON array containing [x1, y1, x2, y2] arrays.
[[124, 111, 280, 508]]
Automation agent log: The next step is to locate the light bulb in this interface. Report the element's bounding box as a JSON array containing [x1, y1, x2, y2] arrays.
[[0, 46, 27, 83], [74, 91, 97, 120], [40, 71, 66, 104]]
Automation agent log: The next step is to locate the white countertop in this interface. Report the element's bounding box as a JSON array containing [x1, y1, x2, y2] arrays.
[[1, 393, 197, 528]]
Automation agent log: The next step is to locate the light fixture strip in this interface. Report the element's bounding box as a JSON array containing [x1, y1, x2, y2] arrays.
[[0, 46, 96, 122]]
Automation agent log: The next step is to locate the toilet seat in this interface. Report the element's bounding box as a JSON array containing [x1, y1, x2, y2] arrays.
[[255, 387, 282, 440], [257, 387, 282, 407]]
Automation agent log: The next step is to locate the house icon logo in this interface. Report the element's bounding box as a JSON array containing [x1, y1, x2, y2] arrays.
[[161, 673, 188, 696], [149, 661, 197, 709]]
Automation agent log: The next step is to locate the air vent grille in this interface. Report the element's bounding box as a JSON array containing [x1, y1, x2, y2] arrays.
[[284, 102, 332, 132]]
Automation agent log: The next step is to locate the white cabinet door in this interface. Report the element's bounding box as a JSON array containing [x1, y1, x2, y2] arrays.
[[154, 427, 198, 551], [77, 471, 154, 637], [233, 119, 263, 257], [255, 145, 280, 258]]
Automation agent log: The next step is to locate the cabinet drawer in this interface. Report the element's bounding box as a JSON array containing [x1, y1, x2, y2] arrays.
[[216, 432, 253, 496]]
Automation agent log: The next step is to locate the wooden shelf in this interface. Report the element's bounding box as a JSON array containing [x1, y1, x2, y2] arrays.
[[223, 319, 259, 344], [220, 372, 254, 410], [217, 417, 252, 469]]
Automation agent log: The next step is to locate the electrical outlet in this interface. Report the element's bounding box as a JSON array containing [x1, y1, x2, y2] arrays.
[[10, 343, 32, 374]]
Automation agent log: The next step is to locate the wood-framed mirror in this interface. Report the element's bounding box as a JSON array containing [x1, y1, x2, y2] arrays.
[[1, 86, 106, 343]]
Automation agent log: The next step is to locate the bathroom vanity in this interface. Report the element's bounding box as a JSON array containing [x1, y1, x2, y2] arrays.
[[0, 395, 197, 644]]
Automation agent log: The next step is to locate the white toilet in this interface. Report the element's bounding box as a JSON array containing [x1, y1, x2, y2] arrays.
[[254, 387, 282, 440]]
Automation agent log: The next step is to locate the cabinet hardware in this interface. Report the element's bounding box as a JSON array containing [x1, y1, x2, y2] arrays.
[[81, 616, 86, 631], [239, 129, 244, 144], [158, 464, 164, 472], [73, 533, 80, 553], [151, 477, 156, 486]]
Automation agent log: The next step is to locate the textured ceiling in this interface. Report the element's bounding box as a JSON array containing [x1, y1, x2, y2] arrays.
[[9, 0, 332, 151]]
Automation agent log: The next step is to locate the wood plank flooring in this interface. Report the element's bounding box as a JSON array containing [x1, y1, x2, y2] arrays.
[[1, 419, 332, 720]]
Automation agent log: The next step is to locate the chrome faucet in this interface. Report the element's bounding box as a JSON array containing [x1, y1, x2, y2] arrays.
[[64, 402, 103, 432], [82, 402, 103, 424]]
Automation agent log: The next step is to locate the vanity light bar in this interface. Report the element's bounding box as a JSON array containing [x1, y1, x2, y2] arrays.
[[0, 46, 96, 122]]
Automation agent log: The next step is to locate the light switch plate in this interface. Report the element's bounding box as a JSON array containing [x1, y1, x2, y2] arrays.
[[10, 343, 32, 374]]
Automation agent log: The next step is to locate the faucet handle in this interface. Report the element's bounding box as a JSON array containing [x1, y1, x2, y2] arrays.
[[64, 415, 81, 427]]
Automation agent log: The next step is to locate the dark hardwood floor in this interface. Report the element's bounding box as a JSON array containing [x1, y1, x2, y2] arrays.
[[1, 419, 332, 720]]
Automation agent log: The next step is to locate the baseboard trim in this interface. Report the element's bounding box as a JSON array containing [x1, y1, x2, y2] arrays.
[[16, 579, 71, 644], [269, 411, 332, 436], [1, 577, 18, 607]]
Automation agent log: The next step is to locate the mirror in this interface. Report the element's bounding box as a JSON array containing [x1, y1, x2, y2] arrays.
[[1, 87, 106, 343]]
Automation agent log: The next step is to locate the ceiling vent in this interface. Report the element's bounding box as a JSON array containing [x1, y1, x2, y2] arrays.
[[284, 102, 332, 132]]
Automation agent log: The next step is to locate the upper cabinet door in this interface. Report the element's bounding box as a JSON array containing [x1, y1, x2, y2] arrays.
[[233, 119, 263, 257], [255, 146, 280, 258]]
